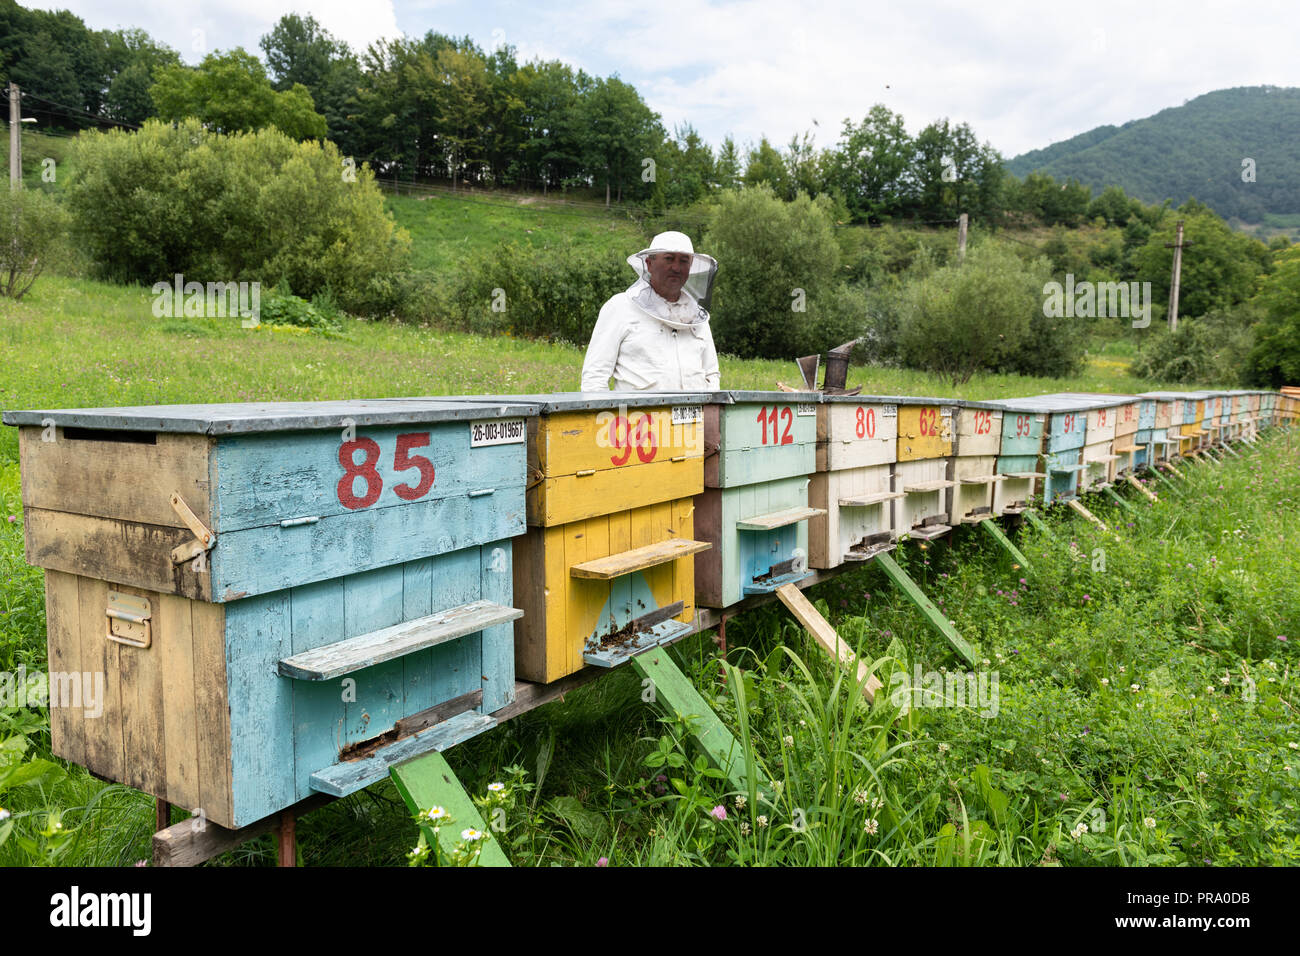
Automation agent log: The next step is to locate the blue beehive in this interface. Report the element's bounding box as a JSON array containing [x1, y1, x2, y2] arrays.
[[5, 398, 535, 828]]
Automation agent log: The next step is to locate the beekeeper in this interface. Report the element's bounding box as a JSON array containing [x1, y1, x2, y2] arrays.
[[580, 231, 720, 391]]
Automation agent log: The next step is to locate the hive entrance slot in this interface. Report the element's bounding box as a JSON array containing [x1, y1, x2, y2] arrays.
[[583, 601, 688, 668], [62, 427, 157, 445]]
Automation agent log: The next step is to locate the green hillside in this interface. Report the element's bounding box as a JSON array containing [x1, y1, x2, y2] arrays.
[[1007, 86, 1300, 231]]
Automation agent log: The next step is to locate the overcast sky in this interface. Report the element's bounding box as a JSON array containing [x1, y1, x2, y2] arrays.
[[31, 0, 1300, 158]]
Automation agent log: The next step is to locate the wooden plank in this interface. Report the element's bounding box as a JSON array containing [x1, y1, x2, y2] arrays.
[[76, 575, 125, 785], [534, 457, 702, 527], [310, 711, 496, 797], [735, 505, 824, 531], [537, 407, 702, 478], [27, 509, 211, 601], [630, 650, 754, 793], [958, 475, 1006, 484], [42, 570, 85, 768], [903, 479, 955, 493], [896, 404, 954, 461], [874, 552, 976, 667], [277, 600, 523, 681], [1104, 487, 1139, 514], [190, 600, 232, 827], [979, 520, 1031, 571], [157, 594, 200, 810], [583, 616, 691, 668], [569, 538, 711, 580], [479, 544, 516, 714], [1067, 498, 1108, 531], [1022, 509, 1056, 539], [838, 490, 904, 506], [153, 793, 335, 867], [775, 583, 882, 701], [390, 750, 511, 867], [18, 427, 212, 528]]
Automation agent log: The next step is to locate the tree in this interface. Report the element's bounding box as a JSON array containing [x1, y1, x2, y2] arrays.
[[897, 244, 1051, 384], [1245, 245, 1300, 386], [259, 13, 359, 146], [704, 185, 856, 359], [827, 105, 913, 222], [578, 76, 662, 206], [150, 48, 327, 140], [0, 187, 67, 299]]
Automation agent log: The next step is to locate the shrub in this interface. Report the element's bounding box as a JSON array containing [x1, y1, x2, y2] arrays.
[[896, 244, 1053, 384], [704, 185, 861, 359], [0, 188, 68, 300], [447, 239, 628, 345], [64, 119, 410, 315], [1133, 307, 1257, 385]]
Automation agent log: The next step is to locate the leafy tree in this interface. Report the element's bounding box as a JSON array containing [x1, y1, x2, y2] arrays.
[[826, 105, 913, 222], [1245, 245, 1300, 386], [704, 184, 857, 358], [742, 137, 792, 199], [715, 136, 741, 191], [150, 48, 327, 140], [0, 186, 67, 299], [65, 118, 409, 314], [259, 13, 359, 146], [897, 243, 1050, 384], [578, 76, 662, 206]]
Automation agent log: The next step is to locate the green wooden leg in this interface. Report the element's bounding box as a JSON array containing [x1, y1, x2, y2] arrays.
[[979, 519, 1031, 573], [1022, 509, 1057, 540], [874, 552, 977, 667], [1104, 486, 1138, 514], [631, 650, 757, 794], [1221, 443, 1242, 458], [391, 751, 512, 867]]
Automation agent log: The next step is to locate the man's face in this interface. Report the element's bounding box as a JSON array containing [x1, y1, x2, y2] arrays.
[[645, 251, 693, 302]]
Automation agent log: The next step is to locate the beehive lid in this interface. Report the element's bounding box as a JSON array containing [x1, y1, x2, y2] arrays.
[[1, 398, 541, 434], [412, 391, 712, 413], [707, 390, 823, 404], [984, 394, 1114, 413], [816, 393, 964, 406]]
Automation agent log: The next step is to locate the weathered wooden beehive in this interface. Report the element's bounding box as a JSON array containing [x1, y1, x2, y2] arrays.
[[1138, 393, 1185, 463], [995, 395, 1100, 505], [893, 397, 959, 540], [809, 395, 901, 568], [448, 393, 711, 684], [696, 391, 823, 606], [3, 399, 537, 828], [1132, 397, 1158, 470], [1053, 393, 1138, 487], [1177, 392, 1210, 456], [983, 401, 1047, 515], [948, 400, 1006, 525]]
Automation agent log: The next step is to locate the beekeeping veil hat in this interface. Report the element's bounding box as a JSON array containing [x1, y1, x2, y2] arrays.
[[627, 231, 718, 313]]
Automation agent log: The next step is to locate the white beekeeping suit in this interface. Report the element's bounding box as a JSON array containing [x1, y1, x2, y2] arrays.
[[581, 231, 720, 392]]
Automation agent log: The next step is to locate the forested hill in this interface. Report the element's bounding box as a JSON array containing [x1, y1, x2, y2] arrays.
[[1007, 86, 1300, 227]]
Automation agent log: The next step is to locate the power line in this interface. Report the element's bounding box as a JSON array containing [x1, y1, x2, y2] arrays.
[[18, 91, 140, 130]]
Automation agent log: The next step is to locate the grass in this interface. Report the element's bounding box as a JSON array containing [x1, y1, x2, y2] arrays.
[[0, 267, 1293, 867]]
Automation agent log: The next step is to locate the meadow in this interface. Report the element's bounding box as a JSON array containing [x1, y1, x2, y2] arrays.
[[0, 228, 1295, 865]]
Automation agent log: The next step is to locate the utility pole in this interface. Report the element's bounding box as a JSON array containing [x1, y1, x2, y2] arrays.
[[8, 82, 20, 190], [956, 213, 968, 263], [1164, 220, 1194, 332]]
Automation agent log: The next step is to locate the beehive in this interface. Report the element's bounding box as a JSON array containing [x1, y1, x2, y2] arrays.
[[1139, 393, 1185, 464], [983, 402, 1047, 515], [990, 396, 1101, 505], [809, 395, 901, 568], [1052, 393, 1135, 487], [695, 391, 823, 606], [1177, 392, 1210, 456], [3, 399, 535, 828], [429, 393, 710, 684], [1132, 397, 1158, 471], [893, 398, 959, 539], [948, 401, 1005, 525]]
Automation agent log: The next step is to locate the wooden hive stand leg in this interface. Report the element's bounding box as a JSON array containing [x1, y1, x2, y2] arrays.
[[1067, 498, 1108, 532], [1022, 509, 1057, 541], [630, 650, 760, 796], [874, 552, 977, 668], [1126, 474, 1159, 503], [277, 809, 296, 867], [775, 583, 883, 702], [979, 519, 1032, 574], [1104, 486, 1138, 514], [390, 751, 512, 867], [155, 798, 172, 834]]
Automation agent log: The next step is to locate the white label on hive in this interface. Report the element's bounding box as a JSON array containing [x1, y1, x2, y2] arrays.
[[881, 405, 897, 418], [940, 407, 954, 418], [671, 405, 703, 425], [796, 403, 816, 417], [470, 419, 526, 447], [1036, 415, 1045, 423]]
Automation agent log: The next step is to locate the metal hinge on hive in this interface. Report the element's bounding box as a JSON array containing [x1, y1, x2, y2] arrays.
[[169, 491, 217, 565]]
